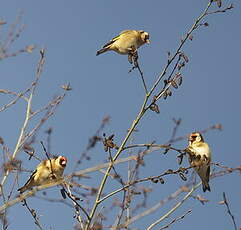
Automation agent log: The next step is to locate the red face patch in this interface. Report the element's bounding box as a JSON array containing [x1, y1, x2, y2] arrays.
[[59, 156, 67, 167]]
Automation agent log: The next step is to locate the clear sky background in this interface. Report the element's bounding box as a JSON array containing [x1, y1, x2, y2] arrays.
[[1, 0, 240, 229]]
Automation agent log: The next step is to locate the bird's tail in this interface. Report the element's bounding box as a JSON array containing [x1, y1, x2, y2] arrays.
[[202, 181, 211, 192], [96, 47, 109, 56]]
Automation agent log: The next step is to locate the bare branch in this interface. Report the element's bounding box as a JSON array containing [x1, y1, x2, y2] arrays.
[[159, 209, 192, 230], [221, 192, 238, 230]]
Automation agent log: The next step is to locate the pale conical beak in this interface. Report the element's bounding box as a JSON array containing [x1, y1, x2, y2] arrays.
[[146, 39, 150, 44]]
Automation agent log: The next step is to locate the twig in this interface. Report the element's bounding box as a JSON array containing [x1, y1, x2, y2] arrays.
[[0, 179, 64, 212], [71, 154, 148, 178], [0, 49, 45, 188], [62, 184, 90, 228], [168, 118, 182, 143], [98, 166, 193, 204], [22, 199, 44, 230], [123, 143, 183, 154], [136, 61, 148, 94], [123, 185, 191, 227], [159, 209, 192, 230], [40, 141, 54, 178], [147, 182, 201, 230], [206, 3, 234, 15], [167, 123, 222, 144], [222, 192, 238, 230], [0, 89, 29, 112]]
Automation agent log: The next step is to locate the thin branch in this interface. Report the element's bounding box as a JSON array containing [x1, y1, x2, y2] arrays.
[[136, 60, 148, 94], [222, 192, 238, 230], [0, 179, 64, 213], [40, 141, 54, 178], [159, 209, 192, 230], [0, 49, 45, 188], [62, 184, 89, 228], [70, 154, 147, 178], [206, 3, 234, 15], [22, 199, 44, 230], [123, 185, 191, 227], [123, 143, 183, 153], [98, 166, 193, 204], [147, 182, 201, 230]]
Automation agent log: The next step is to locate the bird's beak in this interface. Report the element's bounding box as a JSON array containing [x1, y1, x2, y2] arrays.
[[146, 39, 150, 44]]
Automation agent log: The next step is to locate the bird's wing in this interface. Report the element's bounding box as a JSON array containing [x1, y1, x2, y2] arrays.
[[21, 169, 37, 187], [102, 30, 136, 48], [102, 38, 117, 48], [120, 30, 134, 35]]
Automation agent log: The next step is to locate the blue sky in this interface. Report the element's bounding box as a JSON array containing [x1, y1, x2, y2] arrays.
[[1, 0, 240, 229]]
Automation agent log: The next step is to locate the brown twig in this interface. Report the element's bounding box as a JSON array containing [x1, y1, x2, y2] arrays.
[[21, 199, 44, 230], [159, 209, 192, 230], [222, 192, 238, 230], [62, 184, 90, 223], [40, 141, 55, 179]]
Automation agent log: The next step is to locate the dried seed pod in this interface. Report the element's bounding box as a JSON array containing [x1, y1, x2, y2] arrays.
[[182, 54, 189, 63], [25, 45, 35, 53], [159, 178, 165, 184], [163, 91, 168, 100], [166, 89, 172, 97], [150, 103, 160, 114], [171, 80, 178, 89], [60, 188, 66, 199], [61, 84, 72, 91], [176, 75, 183, 86], [179, 172, 187, 181], [151, 178, 159, 183]]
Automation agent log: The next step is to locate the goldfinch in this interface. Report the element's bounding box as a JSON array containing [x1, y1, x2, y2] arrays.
[[186, 132, 211, 192], [18, 156, 67, 193], [96, 30, 150, 56]]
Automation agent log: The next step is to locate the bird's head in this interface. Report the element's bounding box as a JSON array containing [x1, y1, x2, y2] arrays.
[[58, 156, 67, 168], [140, 31, 150, 44], [188, 132, 204, 144]]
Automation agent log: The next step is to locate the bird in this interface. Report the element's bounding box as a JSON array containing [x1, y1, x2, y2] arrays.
[[186, 132, 211, 192], [96, 30, 150, 57], [18, 156, 67, 193]]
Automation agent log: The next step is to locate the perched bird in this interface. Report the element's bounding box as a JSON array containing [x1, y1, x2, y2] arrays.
[[96, 30, 150, 56], [18, 156, 67, 193], [186, 132, 211, 192]]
